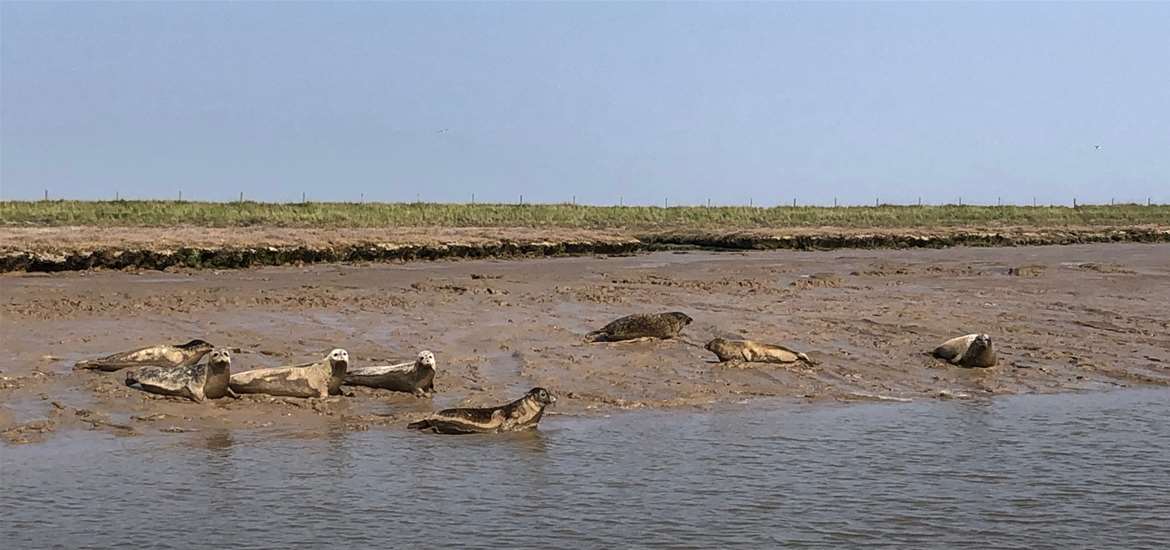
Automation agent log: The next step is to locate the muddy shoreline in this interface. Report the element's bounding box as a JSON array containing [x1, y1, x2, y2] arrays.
[[3, 243, 1169, 445], [1, 225, 1167, 272]]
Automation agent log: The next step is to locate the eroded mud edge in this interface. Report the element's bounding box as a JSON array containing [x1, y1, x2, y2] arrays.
[[3, 227, 1167, 273]]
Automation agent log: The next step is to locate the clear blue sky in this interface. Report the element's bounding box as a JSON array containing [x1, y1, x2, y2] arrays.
[[2, 2, 1168, 205]]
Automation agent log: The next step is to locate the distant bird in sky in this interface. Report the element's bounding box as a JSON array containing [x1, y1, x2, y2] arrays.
[[1094, 145, 1101, 150], [437, 129, 449, 134]]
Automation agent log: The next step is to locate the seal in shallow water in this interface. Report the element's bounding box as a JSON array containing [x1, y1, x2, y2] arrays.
[[705, 338, 815, 365], [932, 334, 997, 368], [344, 350, 436, 396], [229, 348, 350, 398], [125, 348, 236, 402], [408, 387, 556, 434], [74, 339, 214, 372], [585, 312, 693, 342]]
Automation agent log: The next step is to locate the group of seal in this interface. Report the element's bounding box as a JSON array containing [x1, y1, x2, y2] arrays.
[[77, 341, 553, 435], [583, 311, 996, 369], [75, 312, 995, 437]]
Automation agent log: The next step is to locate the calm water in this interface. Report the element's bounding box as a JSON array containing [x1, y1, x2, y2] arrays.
[[3, 390, 1169, 549]]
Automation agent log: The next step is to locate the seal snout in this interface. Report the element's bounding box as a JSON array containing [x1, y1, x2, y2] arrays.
[[418, 350, 436, 369], [209, 348, 232, 365], [329, 348, 350, 368]]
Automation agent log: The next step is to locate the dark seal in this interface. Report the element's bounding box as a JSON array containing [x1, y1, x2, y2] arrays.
[[408, 387, 556, 434], [75, 339, 214, 372], [345, 350, 436, 397], [585, 312, 693, 342], [125, 348, 236, 402]]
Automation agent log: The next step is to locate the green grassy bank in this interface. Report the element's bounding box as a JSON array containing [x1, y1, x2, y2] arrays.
[[2, 200, 1167, 229]]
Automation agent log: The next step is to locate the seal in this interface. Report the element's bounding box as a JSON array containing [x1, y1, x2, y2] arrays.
[[585, 312, 693, 342], [932, 334, 997, 368], [344, 350, 436, 396], [125, 348, 236, 402], [408, 387, 556, 434], [74, 339, 214, 372], [228, 348, 350, 398], [705, 338, 815, 365]]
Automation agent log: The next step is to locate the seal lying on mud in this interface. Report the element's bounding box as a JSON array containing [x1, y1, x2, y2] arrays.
[[125, 348, 236, 402], [408, 388, 557, 434], [74, 339, 214, 372], [705, 338, 815, 365], [932, 334, 997, 368], [585, 312, 693, 342], [345, 350, 436, 396], [229, 348, 350, 398]]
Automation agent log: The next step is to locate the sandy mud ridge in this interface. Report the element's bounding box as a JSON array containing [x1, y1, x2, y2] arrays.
[[3, 243, 1169, 445]]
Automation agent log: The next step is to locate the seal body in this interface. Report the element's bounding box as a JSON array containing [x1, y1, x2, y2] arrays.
[[229, 349, 350, 398], [74, 339, 214, 372], [933, 334, 997, 368], [125, 348, 234, 402], [345, 350, 436, 396], [585, 312, 693, 342], [705, 338, 814, 365], [408, 388, 556, 434]]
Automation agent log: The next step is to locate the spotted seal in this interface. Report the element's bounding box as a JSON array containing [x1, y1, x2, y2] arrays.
[[74, 339, 214, 372], [932, 334, 997, 368], [585, 312, 693, 342], [229, 348, 350, 398], [345, 350, 436, 396], [705, 338, 815, 365], [125, 348, 236, 402], [408, 387, 556, 434]]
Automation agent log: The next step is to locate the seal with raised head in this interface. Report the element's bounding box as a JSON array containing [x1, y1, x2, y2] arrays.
[[585, 312, 693, 342], [125, 348, 236, 402], [408, 387, 556, 434], [932, 334, 997, 368], [705, 338, 815, 365], [345, 350, 436, 396], [229, 348, 350, 398], [74, 339, 214, 372]]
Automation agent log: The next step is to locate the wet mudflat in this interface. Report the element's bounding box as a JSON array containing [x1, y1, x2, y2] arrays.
[[1, 243, 1169, 444], [3, 389, 1169, 548]]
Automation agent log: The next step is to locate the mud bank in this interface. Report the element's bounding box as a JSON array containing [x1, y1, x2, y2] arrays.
[[1, 225, 1166, 272], [3, 243, 1168, 445]]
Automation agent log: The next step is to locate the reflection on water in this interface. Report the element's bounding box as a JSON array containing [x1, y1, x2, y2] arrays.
[[4, 390, 1170, 548]]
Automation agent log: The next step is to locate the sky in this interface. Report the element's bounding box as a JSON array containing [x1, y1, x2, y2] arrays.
[[2, 2, 1168, 206]]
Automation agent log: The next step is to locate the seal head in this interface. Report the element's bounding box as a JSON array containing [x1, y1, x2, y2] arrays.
[[326, 348, 350, 395]]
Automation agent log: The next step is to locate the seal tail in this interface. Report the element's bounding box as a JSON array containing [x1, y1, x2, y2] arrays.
[[796, 352, 818, 366], [407, 419, 432, 430]]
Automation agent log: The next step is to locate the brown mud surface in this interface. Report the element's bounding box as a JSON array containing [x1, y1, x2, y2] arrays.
[[1, 225, 1167, 272], [3, 243, 1169, 445]]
